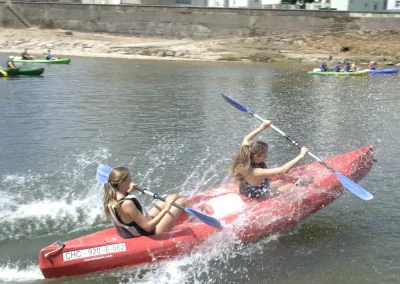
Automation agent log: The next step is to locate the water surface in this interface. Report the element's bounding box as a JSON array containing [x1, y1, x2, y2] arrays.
[[0, 55, 399, 283]]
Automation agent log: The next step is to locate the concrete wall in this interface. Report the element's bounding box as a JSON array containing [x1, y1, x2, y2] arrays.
[[1, 2, 400, 38]]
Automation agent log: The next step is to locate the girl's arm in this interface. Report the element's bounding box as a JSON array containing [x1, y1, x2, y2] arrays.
[[120, 197, 173, 232], [242, 120, 271, 146], [253, 146, 309, 178]]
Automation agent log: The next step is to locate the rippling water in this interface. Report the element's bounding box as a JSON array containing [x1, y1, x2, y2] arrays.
[[1, 54, 399, 283]]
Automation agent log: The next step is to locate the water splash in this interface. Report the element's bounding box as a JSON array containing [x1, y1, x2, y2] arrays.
[[0, 263, 43, 282]]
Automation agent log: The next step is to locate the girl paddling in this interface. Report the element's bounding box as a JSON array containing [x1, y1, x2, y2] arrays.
[[231, 120, 311, 199]]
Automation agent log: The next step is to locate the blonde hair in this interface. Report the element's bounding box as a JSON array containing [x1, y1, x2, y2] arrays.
[[231, 141, 268, 183], [103, 167, 130, 218]]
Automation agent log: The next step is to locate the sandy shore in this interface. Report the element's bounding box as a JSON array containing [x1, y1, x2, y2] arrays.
[[0, 27, 227, 62], [1, 27, 400, 66]]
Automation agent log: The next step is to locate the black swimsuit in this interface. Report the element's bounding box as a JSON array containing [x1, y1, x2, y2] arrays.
[[239, 162, 271, 199], [115, 196, 155, 238]]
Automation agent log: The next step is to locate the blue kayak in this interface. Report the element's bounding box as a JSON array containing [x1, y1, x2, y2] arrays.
[[368, 68, 398, 74]]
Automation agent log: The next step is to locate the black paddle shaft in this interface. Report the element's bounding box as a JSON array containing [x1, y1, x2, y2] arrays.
[[135, 186, 185, 211], [251, 112, 339, 174]]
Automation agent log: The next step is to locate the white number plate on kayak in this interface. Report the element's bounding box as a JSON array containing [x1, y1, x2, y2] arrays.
[[63, 243, 127, 261]]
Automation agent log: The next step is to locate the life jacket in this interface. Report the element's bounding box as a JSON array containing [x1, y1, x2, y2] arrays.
[[109, 194, 154, 239]]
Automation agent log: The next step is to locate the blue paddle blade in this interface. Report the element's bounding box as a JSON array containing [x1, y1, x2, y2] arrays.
[[221, 93, 251, 113], [185, 208, 223, 230], [96, 164, 113, 184], [335, 171, 373, 200]]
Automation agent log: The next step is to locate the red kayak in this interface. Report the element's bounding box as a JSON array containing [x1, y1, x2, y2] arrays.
[[39, 146, 374, 278]]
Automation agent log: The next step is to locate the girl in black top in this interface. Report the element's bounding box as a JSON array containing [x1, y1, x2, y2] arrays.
[[103, 167, 188, 237], [231, 120, 310, 199]]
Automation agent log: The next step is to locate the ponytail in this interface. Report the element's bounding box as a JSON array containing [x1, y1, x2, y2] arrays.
[[231, 145, 252, 183], [103, 167, 130, 218], [230, 141, 268, 183]]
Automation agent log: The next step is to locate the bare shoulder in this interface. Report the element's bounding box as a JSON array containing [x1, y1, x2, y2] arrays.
[[120, 199, 139, 213]]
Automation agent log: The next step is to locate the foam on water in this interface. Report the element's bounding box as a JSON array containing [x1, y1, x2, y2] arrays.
[[0, 147, 110, 242], [0, 263, 43, 282], [89, 212, 283, 284]]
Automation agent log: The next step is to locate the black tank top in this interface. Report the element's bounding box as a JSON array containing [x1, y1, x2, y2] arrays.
[[116, 196, 155, 237]]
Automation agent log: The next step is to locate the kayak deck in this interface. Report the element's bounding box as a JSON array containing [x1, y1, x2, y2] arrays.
[[308, 70, 369, 76], [13, 57, 70, 64], [367, 68, 398, 74], [39, 146, 374, 278], [0, 67, 44, 76]]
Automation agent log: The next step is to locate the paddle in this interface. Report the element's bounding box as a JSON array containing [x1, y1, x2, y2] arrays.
[[96, 164, 223, 230], [0, 66, 8, 77], [221, 92, 373, 201]]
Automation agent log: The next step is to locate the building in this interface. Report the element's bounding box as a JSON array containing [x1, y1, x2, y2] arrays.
[[329, 0, 385, 11], [387, 0, 400, 10], [228, 0, 261, 8]]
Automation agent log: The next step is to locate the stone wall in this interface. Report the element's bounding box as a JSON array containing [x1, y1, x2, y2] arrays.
[[1, 1, 400, 38]]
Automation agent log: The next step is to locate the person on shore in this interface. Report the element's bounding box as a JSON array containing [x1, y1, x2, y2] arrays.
[[343, 62, 351, 72], [333, 63, 341, 72], [319, 62, 328, 72], [103, 167, 188, 238], [21, 49, 34, 60], [6, 56, 18, 69], [230, 120, 311, 200], [46, 49, 59, 60]]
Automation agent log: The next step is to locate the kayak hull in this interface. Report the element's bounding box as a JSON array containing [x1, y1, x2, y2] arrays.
[[13, 57, 70, 64], [1, 68, 44, 76], [39, 146, 374, 278], [308, 70, 369, 76], [367, 68, 398, 74]]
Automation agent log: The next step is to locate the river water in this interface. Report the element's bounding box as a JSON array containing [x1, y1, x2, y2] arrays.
[[0, 55, 399, 283]]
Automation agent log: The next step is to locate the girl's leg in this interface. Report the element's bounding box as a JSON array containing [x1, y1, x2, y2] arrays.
[[147, 194, 189, 234], [156, 195, 188, 233], [269, 180, 295, 196], [147, 194, 184, 217], [269, 176, 314, 196]]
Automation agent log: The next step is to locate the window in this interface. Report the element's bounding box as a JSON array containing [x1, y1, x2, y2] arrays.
[[175, 0, 191, 3], [396, 0, 400, 8]]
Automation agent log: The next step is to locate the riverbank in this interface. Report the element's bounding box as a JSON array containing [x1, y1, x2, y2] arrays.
[[1, 27, 400, 66]]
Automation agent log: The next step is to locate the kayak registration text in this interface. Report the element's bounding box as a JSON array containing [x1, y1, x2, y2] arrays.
[[63, 243, 126, 261]]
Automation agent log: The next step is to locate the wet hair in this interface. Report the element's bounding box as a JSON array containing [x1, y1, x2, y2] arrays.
[[103, 167, 130, 218], [231, 141, 268, 183]]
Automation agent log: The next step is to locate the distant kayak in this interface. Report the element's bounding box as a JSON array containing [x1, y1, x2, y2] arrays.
[[308, 70, 369, 76], [367, 68, 398, 74], [0, 67, 44, 77], [13, 57, 70, 64]]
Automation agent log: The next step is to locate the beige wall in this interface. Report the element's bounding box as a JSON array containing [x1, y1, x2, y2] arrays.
[[1, 2, 400, 38]]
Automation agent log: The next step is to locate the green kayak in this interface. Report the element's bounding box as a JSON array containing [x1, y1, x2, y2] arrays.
[[0, 68, 44, 77], [308, 70, 369, 76], [13, 57, 70, 64]]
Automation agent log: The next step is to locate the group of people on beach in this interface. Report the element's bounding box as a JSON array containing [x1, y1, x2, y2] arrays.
[[319, 60, 381, 72], [104, 120, 311, 238], [4, 48, 59, 69]]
